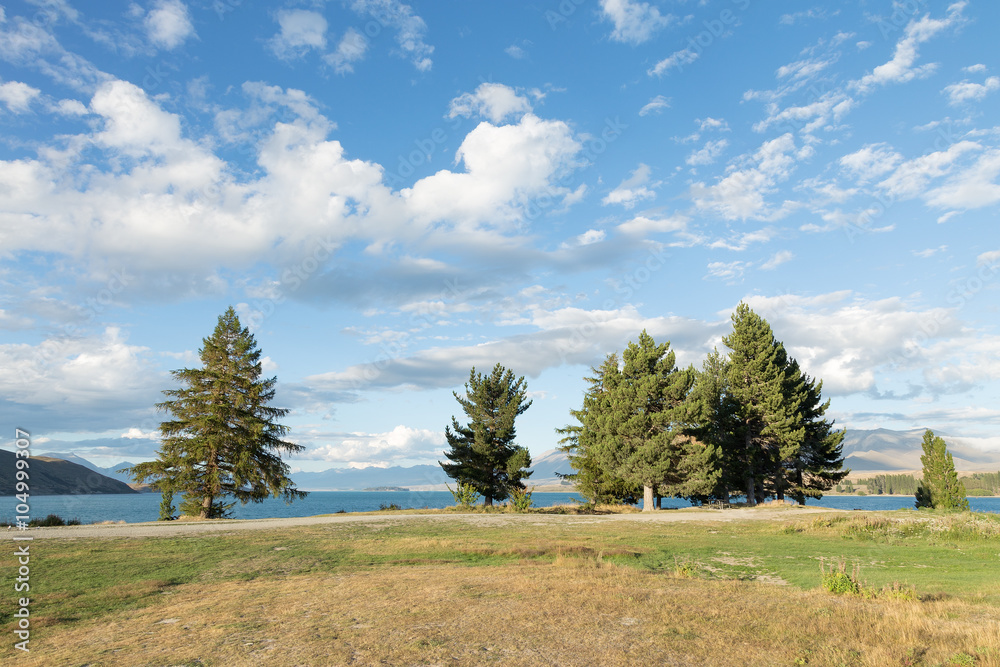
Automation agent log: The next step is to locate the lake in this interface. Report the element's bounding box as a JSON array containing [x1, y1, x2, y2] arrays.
[[8, 491, 1000, 525]]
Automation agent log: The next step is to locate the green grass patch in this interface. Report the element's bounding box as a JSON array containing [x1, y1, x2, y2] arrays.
[[3, 510, 999, 639]]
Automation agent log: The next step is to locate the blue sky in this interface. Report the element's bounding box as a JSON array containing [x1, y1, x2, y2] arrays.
[[2, 0, 999, 471]]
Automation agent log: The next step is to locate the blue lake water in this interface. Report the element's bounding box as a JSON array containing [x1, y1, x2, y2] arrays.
[[6, 492, 999, 525]]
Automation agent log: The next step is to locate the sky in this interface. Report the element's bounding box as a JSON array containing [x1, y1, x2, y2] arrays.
[[1, 0, 999, 472]]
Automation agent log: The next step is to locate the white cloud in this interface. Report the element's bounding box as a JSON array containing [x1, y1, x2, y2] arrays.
[[943, 76, 1000, 105], [0, 328, 160, 410], [616, 215, 686, 236], [602, 163, 656, 209], [877, 141, 981, 200], [145, 0, 195, 51], [925, 149, 1000, 210], [403, 112, 580, 229], [839, 143, 903, 183], [853, 2, 966, 93], [122, 427, 158, 440], [325, 28, 368, 74], [648, 48, 699, 77], [705, 261, 749, 283], [753, 91, 854, 135], [349, 0, 433, 71], [0, 80, 39, 113], [298, 425, 446, 464], [690, 134, 807, 221], [638, 95, 670, 116], [270, 9, 328, 59], [505, 43, 527, 59], [448, 83, 532, 124], [686, 139, 728, 166], [600, 0, 672, 44], [564, 229, 606, 247], [760, 250, 793, 270]]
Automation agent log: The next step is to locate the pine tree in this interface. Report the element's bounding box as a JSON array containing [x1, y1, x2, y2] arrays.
[[689, 348, 742, 501], [723, 303, 803, 505], [556, 355, 641, 506], [439, 363, 533, 506], [128, 307, 306, 519], [784, 367, 849, 504], [915, 430, 969, 511], [589, 331, 718, 511]]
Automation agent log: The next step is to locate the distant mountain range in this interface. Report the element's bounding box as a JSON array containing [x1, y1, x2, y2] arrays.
[[26, 428, 1000, 494], [0, 450, 137, 496]]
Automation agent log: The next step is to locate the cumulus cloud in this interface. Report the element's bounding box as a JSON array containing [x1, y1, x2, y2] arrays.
[[853, 3, 966, 93], [686, 139, 728, 166], [270, 9, 328, 59], [0, 80, 39, 112], [448, 83, 532, 123], [600, 0, 672, 44], [760, 250, 793, 270], [297, 425, 445, 464], [943, 76, 1000, 106], [325, 28, 368, 74], [690, 134, 808, 221], [602, 163, 656, 209], [145, 0, 195, 51], [349, 0, 433, 71]]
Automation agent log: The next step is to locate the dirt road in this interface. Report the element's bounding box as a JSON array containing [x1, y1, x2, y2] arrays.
[[2, 505, 841, 539]]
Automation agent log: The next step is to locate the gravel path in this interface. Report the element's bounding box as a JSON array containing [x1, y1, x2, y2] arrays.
[[2, 505, 841, 539]]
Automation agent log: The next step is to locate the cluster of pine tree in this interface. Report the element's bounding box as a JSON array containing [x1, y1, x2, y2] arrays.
[[961, 471, 1000, 496], [558, 303, 849, 509], [855, 474, 920, 495]]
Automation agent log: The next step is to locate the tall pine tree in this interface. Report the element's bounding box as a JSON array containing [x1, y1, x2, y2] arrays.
[[588, 331, 718, 511], [439, 363, 533, 506], [915, 429, 969, 511], [556, 355, 642, 506], [128, 307, 306, 519], [723, 303, 802, 505]]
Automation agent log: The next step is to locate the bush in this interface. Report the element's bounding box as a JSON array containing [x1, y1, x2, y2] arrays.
[[820, 559, 861, 595], [378, 503, 402, 511], [29, 514, 67, 527], [508, 487, 534, 513], [447, 482, 481, 509]]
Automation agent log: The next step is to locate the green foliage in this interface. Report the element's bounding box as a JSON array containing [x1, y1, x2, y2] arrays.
[[961, 471, 1000, 495], [158, 489, 177, 521], [556, 356, 642, 506], [856, 473, 920, 495], [720, 303, 847, 505], [915, 430, 970, 512], [127, 307, 306, 519], [820, 558, 916, 601], [586, 331, 720, 510], [439, 363, 533, 506], [447, 481, 482, 508], [507, 486, 534, 512], [378, 503, 403, 511]]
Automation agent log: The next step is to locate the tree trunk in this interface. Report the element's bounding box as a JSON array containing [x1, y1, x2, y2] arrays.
[[200, 494, 213, 520], [744, 431, 756, 506], [484, 496, 493, 507], [655, 493, 661, 510], [642, 485, 655, 512]]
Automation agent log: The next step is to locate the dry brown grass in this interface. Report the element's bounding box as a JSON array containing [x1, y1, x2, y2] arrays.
[[14, 559, 1000, 667]]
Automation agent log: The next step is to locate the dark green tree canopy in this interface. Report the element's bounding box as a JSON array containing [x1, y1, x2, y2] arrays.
[[440, 363, 533, 506], [915, 429, 969, 511], [128, 307, 306, 519]]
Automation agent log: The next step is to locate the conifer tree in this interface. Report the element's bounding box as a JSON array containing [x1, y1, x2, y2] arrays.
[[689, 349, 742, 501], [128, 307, 306, 519], [722, 303, 803, 505], [915, 430, 969, 511], [784, 367, 849, 503], [588, 331, 718, 511], [556, 355, 641, 505], [439, 363, 533, 506]]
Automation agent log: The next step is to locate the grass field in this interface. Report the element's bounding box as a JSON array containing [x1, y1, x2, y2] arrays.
[[2, 506, 999, 666]]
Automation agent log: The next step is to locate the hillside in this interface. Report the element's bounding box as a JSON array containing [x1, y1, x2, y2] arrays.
[[41, 452, 137, 484], [0, 450, 139, 495], [841, 428, 1000, 473]]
